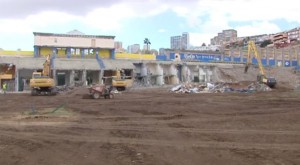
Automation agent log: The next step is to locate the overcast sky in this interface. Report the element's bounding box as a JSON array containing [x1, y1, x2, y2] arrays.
[[0, 0, 299, 51]]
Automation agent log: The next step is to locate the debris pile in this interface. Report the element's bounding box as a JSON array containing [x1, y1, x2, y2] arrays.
[[170, 82, 272, 94]]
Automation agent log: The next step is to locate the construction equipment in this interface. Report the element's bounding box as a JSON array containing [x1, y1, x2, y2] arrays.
[[103, 70, 127, 91], [245, 41, 276, 88], [29, 55, 57, 95], [88, 84, 114, 99]]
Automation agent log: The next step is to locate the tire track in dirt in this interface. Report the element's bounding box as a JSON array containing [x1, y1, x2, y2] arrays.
[[1, 130, 299, 151], [1, 120, 299, 136]]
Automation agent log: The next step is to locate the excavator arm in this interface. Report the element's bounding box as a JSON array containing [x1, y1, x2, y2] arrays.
[[246, 41, 266, 75], [42, 54, 51, 77], [245, 41, 276, 88]]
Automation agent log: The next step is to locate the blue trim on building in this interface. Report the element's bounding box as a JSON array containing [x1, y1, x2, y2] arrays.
[[34, 46, 39, 58], [95, 48, 105, 69], [156, 55, 167, 61], [111, 49, 115, 59], [52, 47, 57, 58], [96, 48, 99, 59], [66, 48, 71, 59]]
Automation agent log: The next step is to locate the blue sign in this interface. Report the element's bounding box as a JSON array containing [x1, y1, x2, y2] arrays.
[[292, 61, 298, 66], [223, 57, 231, 62], [284, 61, 291, 67], [269, 59, 275, 66], [156, 55, 167, 61], [233, 57, 241, 63]]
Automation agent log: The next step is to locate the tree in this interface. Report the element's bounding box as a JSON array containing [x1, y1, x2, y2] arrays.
[[201, 43, 206, 47], [144, 38, 151, 51]]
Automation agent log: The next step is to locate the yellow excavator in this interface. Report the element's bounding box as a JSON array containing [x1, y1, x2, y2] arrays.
[[29, 54, 57, 95], [244, 41, 276, 88], [103, 70, 127, 91]]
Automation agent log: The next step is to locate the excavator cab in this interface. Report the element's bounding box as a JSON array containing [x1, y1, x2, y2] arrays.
[[257, 74, 276, 88]]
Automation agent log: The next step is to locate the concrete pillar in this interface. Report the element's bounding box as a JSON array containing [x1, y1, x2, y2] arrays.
[[206, 67, 212, 82], [82, 70, 87, 86], [182, 65, 191, 83], [199, 67, 206, 82], [156, 64, 163, 85], [239, 47, 242, 63], [141, 63, 147, 76], [81, 49, 85, 59], [52, 69, 57, 86], [14, 68, 19, 92], [99, 69, 104, 84], [69, 70, 75, 86]]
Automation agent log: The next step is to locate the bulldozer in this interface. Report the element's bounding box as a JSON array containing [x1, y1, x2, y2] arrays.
[[29, 54, 57, 95], [244, 41, 276, 88]]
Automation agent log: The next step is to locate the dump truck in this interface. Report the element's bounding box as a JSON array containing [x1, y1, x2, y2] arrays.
[[88, 84, 114, 99], [29, 55, 57, 95], [245, 41, 276, 88]]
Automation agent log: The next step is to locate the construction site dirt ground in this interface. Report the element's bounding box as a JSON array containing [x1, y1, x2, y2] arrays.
[[0, 85, 299, 165]]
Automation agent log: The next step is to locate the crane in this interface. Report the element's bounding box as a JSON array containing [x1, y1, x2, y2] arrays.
[[244, 41, 276, 88]]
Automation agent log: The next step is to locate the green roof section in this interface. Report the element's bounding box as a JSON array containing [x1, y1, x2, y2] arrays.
[[33, 30, 115, 39]]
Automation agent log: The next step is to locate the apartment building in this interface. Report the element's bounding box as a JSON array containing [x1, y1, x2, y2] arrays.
[[273, 32, 288, 44], [170, 32, 190, 50], [210, 29, 237, 46], [127, 44, 140, 53], [287, 27, 300, 41]]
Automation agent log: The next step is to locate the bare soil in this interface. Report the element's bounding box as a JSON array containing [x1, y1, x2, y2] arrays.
[[0, 86, 300, 165]]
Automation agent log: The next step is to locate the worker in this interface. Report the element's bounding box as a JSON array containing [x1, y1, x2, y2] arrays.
[[2, 82, 7, 94]]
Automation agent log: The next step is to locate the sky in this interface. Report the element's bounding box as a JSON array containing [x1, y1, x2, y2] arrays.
[[0, 0, 299, 51]]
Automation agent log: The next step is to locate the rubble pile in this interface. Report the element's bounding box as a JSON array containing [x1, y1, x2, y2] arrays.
[[56, 86, 76, 94], [170, 82, 272, 94]]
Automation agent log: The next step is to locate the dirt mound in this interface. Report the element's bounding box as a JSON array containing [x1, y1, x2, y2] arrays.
[[214, 65, 299, 90]]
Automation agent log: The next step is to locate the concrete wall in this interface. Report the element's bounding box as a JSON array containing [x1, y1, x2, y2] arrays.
[[18, 69, 34, 91], [34, 36, 114, 49]]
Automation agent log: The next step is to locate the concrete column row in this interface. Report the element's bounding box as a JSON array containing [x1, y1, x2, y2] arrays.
[[139, 63, 214, 86]]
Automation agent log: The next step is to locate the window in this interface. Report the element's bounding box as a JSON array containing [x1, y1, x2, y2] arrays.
[[89, 49, 94, 55], [71, 48, 75, 55], [75, 49, 80, 55]]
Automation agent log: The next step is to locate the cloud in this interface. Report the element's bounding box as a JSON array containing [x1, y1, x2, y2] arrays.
[[236, 21, 281, 37], [158, 29, 166, 33], [0, 0, 123, 19], [190, 33, 214, 46], [0, 0, 299, 50], [82, 4, 136, 32]]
